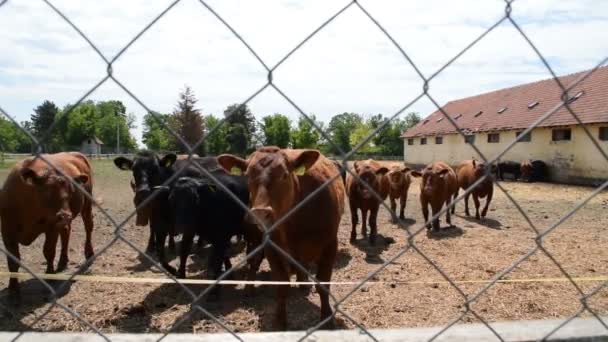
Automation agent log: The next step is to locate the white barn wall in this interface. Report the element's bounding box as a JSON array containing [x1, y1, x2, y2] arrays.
[[403, 124, 608, 184]]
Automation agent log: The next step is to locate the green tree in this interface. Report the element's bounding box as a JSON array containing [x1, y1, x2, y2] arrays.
[[171, 86, 205, 154], [142, 112, 172, 151], [327, 112, 362, 154], [365, 112, 421, 156], [203, 114, 229, 155], [31, 100, 60, 151], [291, 114, 321, 149], [0, 117, 31, 153], [223, 103, 256, 154], [404, 112, 421, 129], [261, 114, 291, 148], [349, 121, 377, 154]]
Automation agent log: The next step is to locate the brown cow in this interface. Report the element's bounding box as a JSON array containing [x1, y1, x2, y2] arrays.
[[410, 161, 458, 231], [0, 152, 94, 299], [218, 147, 344, 330], [346, 159, 389, 244], [456, 160, 494, 220], [386, 164, 412, 223]]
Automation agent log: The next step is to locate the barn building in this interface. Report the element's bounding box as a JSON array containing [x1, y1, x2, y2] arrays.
[[402, 66, 608, 185], [80, 136, 104, 155]]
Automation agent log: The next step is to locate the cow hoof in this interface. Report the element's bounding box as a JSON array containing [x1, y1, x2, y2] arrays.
[[56, 258, 68, 272], [84, 248, 94, 261], [349, 235, 356, 244]]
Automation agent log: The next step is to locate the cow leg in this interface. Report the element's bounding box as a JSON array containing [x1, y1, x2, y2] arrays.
[[399, 193, 407, 220], [154, 229, 176, 275], [57, 223, 72, 272], [481, 187, 493, 219], [168, 235, 176, 254], [206, 241, 228, 300], [177, 230, 195, 279], [349, 202, 358, 244], [81, 199, 94, 260], [3, 233, 21, 301], [473, 194, 481, 220], [43, 230, 60, 274], [422, 201, 431, 230], [361, 209, 368, 239], [430, 202, 442, 231], [451, 192, 457, 214], [267, 252, 289, 331], [464, 190, 471, 216], [146, 225, 156, 253], [389, 196, 397, 223], [445, 199, 453, 228], [245, 245, 264, 296], [369, 207, 379, 245], [316, 240, 337, 329]]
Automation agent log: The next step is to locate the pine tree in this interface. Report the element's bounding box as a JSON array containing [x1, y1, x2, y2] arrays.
[[31, 100, 59, 151], [171, 86, 205, 154]]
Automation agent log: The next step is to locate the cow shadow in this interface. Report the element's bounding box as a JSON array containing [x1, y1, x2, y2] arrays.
[[352, 234, 395, 264], [457, 215, 503, 230], [108, 271, 346, 332], [334, 249, 352, 270], [426, 225, 464, 240], [0, 277, 75, 330], [390, 217, 416, 229]]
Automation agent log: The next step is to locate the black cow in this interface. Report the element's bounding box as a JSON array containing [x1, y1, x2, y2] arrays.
[[523, 160, 547, 182], [168, 175, 259, 286], [113, 152, 220, 274], [496, 161, 521, 181]]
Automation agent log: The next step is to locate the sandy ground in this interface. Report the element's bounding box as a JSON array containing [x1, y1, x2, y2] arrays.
[[0, 159, 606, 334]]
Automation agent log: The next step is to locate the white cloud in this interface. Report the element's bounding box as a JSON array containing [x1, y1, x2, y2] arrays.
[[0, 0, 606, 147]]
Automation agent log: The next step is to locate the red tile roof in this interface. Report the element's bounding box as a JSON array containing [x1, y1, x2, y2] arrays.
[[402, 66, 608, 138]]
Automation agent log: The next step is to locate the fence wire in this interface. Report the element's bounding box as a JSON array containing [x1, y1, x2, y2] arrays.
[[0, 0, 607, 341]]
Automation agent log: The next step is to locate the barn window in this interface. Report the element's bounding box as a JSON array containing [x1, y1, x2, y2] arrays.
[[437, 117, 443, 123], [435, 136, 443, 144], [599, 127, 608, 141], [408, 138, 414, 145], [474, 110, 483, 117], [552, 128, 571, 141], [423, 120, 429, 125], [497, 107, 507, 114], [454, 114, 463, 120], [420, 137, 427, 145], [487, 133, 500, 143], [528, 101, 539, 109], [464, 134, 475, 144], [516, 131, 531, 142]]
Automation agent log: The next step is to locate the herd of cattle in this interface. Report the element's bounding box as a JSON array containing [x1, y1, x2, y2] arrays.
[[0, 149, 546, 330]]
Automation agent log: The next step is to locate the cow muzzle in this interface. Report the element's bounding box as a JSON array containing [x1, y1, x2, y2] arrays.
[[246, 207, 274, 231]]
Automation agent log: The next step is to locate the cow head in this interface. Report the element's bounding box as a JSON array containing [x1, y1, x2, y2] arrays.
[[218, 147, 320, 231], [353, 160, 389, 200], [471, 160, 492, 179], [387, 164, 411, 189], [411, 166, 450, 197], [114, 151, 177, 225], [20, 166, 88, 229]]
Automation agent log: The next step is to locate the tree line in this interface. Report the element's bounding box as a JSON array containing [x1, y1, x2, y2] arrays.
[[144, 86, 421, 157], [0, 100, 137, 153], [0, 86, 421, 156]]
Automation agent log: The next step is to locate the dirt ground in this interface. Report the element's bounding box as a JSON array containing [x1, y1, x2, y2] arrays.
[[0, 159, 606, 335]]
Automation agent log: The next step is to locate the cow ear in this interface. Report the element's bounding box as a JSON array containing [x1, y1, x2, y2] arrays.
[[114, 157, 133, 170], [437, 168, 450, 176], [160, 154, 177, 168], [73, 174, 89, 185], [401, 166, 411, 173], [20, 167, 46, 186], [289, 150, 320, 175], [353, 161, 360, 172], [376, 167, 389, 176], [410, 170, 422, 177], [218, 154, 248, 175]]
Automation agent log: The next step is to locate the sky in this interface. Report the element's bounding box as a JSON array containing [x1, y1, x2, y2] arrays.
[[0, 0, 607, 147]]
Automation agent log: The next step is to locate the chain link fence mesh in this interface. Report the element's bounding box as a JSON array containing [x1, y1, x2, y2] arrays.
[[0, 0, 607, 341]]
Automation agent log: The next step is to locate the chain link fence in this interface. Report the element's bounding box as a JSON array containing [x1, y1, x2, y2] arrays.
[[0, 0, 607, 341]]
